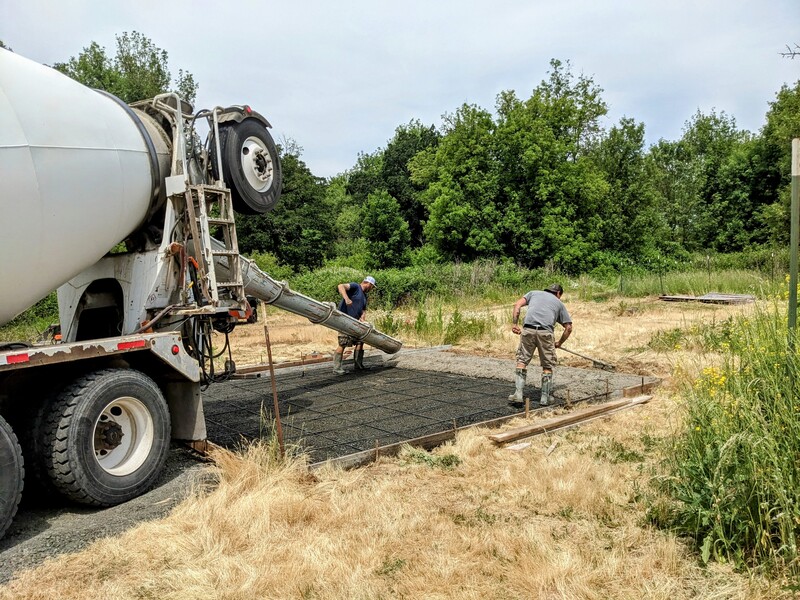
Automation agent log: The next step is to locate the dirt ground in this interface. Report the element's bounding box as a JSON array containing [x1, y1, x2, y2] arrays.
[[0, 295, 753, 584], [238, 295, 750, 384]]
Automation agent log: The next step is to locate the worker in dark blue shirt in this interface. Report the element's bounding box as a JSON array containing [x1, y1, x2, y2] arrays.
[[333, 276, 377, 374]]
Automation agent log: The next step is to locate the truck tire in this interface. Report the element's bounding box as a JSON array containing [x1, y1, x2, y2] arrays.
[[214, 118, 282, 215], [39, 369, 171, 507], [15, 393, 61, 501], [0, 414, 24, 539]]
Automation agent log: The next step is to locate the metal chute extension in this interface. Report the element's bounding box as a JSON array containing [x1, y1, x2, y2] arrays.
[[209, 238, 402, 354]]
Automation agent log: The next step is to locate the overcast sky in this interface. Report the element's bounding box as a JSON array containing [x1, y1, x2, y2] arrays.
[[2, 0, 798, 177]]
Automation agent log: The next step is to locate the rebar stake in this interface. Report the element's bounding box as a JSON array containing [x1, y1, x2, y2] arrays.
[[525, 398, 530, 418], [264, 324, 285, 457]]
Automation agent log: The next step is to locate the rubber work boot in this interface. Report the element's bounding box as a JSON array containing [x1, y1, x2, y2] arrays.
[[332, 352, 346, 375], [508, 368, 527, 405], [354, 348, 367, 370], [540, 373, 553, 406]]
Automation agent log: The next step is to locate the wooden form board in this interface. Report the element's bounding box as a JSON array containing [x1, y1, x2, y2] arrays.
[[659, 293, 755, 305], [487, 395, 651, 445]]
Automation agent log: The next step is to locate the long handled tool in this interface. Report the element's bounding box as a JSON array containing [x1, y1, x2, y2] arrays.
[[559, 346, 616, 371]]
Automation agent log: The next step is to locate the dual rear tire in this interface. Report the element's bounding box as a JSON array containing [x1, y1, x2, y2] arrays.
[[1, 368, 172, 540], [37, 368, 171, 506], [0, 414, 24, 539]]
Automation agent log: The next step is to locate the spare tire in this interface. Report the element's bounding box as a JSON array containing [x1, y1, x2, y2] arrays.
[[213, 118, 282, 214]]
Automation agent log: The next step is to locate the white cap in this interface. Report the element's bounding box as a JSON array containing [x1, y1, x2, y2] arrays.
[[363, 276, 377, 288]]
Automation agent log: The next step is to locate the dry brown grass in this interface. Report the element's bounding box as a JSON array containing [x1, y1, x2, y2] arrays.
[[0, 401, 783, 599], [2, 296, 781, 599]]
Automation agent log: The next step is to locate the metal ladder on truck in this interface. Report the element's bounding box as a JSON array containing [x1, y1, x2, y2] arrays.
[[151, 93, 246, 312], [184, 183, 246, 310]]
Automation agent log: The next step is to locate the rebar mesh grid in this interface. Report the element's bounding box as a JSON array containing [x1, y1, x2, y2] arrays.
[[202, 365, 648, 462]]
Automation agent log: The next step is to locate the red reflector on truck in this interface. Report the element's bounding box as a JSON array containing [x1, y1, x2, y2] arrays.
[[7, 353, 30, 364], [117, 340, 147, 351]]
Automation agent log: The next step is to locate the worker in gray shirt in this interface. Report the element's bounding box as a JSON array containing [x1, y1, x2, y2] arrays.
[[509, 284, 573, 406]]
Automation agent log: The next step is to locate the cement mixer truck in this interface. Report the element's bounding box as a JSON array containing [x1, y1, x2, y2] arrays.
[[0, 49, 401, 539]]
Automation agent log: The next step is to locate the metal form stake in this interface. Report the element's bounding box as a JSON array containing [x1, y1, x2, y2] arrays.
[[790, 139, 800, 349], [264, 325, 285, 457]]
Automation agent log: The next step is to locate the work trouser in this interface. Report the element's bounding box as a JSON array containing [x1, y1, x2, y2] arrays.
[[515, 328, 557, 370]]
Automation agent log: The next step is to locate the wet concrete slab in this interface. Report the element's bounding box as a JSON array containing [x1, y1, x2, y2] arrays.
[[202, 353, 657, 463]]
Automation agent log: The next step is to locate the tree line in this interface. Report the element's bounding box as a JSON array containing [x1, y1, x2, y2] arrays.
[[245, 60, 800, 276], [19, 33, 800, 276]]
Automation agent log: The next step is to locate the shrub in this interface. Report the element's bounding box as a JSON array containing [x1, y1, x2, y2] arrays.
[[289, 267, 366, 305], [654, 303, 800, 572], [248, 251, 294, 281]]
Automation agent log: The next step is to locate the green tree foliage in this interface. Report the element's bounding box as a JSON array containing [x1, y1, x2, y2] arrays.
[[53, 31, 197, 104], [412, 103, 504, 261], [345, 151, 384, 203], [680, 111, 749, 250], [494, 60, 610, 271], [381, 120, 440, 245], [411, 59, 612, 271], [361, 191, 411, 269], [707, 136, 760, 250], [339, 121, 438, 254], [750, 81, 800, 244], [648, 139, 705, 250], [236, 147, 335, 270], [0, 40, 12, 51], [648, 110, 765, 253], [593, 117, 666, 261]]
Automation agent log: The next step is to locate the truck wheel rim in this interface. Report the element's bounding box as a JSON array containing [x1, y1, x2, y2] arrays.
[[92, 396, 155, 476], [240, 136, 274, 192]]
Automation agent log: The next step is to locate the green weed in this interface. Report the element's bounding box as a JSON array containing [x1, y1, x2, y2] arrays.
[[594, 439, 644, 464], [401, 446, 461, 469], [443, 309, 495, 345], [375, 557, 407, 577], [654, 301, 800, 572]]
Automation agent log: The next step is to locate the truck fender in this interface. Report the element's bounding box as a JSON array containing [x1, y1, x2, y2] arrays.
[[216, 106, 271, 128]]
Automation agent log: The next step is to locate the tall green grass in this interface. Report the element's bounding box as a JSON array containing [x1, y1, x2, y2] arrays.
[[289, 259, 781, 311], [0, 292, 59, 344], [375, 305, 499, 346], [0, 254, 785, 344], [620, 269, 781, 298], [654, 302, 800, 573]]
